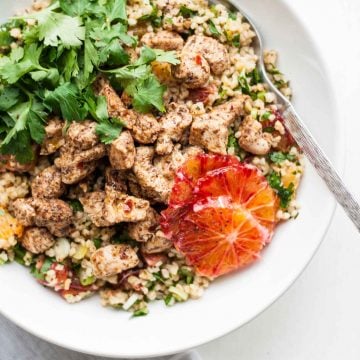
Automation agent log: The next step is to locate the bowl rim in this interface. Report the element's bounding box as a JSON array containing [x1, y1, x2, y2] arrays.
[[0, 0, 344, 357]]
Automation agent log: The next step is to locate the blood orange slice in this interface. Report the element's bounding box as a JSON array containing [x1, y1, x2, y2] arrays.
[[161, 159, 278, 278], [169, 154, 240, 206]]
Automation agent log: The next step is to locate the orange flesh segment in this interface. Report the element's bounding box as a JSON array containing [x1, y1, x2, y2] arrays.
[[161, 157, 278, 278]]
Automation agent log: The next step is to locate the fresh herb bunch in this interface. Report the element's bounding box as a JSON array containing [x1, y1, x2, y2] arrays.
[[0, 0, 179, 163]]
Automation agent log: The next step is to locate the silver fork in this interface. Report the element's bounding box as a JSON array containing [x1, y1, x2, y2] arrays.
[[214, 0, 360, 231]]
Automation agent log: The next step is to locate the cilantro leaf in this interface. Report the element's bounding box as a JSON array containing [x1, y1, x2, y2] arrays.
[[269, 152, 296, 164], [103, 64, 150, 80], [96, 117, 124, 144], [24, 4, 85, 47], [228, 12, 237, 20], [208, 20, 221, 37], [1, 129, 34, 164], [126, 74, 166, 113], [59, 0, 89, 16], [45, 82, 87, 121], [266, 171, 294, 208], [152, 49, 180, 65], [134, 47, 179, 66], [107, 0, 127, 22], [0, 44, 43, 84], [179, 6, 197, 18], [0, 87, 20, 111]]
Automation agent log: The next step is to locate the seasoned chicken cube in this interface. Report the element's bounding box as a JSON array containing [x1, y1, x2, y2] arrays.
[[189, 96, 246, 154], [31, 166, 65, 199], [91, 244, 139, 278], [54, 145, 106, 185], [141, 30, 184, 50], [13, 198, 73, 237], [109, 131, 135, 170], [131, 114, 160, 144], [80, 191, 112, 227], [59, 161, 98, 185], [12, 198, 36, 227], [94, 76, 136, 129], [56, 144, 106, 168], [66, 121, 99, 151], [105, 168, 127, 193], [127, 207, 161, 242], [238, 115, 272, 155], [20, 227, 55, 254], [172, 52, 210, 89], [183, 35, 230, 75], [40, 117, 65, 155], [105, 188, 149, 224], [155, 103, 193, 155], [32, 198, 73, 237], [141, 234, 172, 254], [133, 147, 172, 203]]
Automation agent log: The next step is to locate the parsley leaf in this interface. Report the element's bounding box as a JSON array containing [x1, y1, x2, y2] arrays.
[[179, 6, 197, 18], [0, 87, 20, 111], [126, 74, 166, 113], [96, 117, 124, 144], [269, 151, 296, 164], [44, 82, 87, 121], [0, 44, 43, 84], [208, 20, 221, 37], [267, 171, 294, 208], [23, 4, 85, 48], [228, 12, 237, 20]]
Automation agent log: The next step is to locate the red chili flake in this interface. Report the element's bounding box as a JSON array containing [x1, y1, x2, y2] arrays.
[[195, 54, 202, 65], [188, 85, 216, 104], [123, 199, 133, 213]]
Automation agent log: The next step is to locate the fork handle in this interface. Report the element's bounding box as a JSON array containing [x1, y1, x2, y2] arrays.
[[283, 105, 360, 231]]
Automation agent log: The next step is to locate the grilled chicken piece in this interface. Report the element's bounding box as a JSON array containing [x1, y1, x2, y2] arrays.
[[80, 188, 149, 227], [104, 188, 149, 224], [183, 35, 230, 75], [155, 103, 193, 155], [141, 235, 172, 254], [20, 227, 55, 254], [127, 207, 160, 242], [13, 198, 73, 237], [66, 121, 99, 151], [131, 114, 161, 144], [31, 166, 65, 199], [189, 95, 247, 154], [40, 117, 65, 155], [109, 131, 135, 170], [91, 244, 139, 278], [238, 115, 272, 155], [80, 191, 112, 227], [141, 30, 184, 51], [172, 53, 210, 89]]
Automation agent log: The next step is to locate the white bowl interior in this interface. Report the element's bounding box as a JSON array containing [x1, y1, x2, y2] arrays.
[[0, 0, 341, 358]]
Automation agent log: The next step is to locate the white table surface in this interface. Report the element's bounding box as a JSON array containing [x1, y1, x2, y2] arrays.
[[1, 0, 360, 359]]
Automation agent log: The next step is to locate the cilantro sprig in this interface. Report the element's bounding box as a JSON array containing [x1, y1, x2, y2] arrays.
[[0, 0, 178, 163]]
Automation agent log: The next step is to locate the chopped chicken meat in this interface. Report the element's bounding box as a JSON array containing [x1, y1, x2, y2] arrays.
[[20, 227, 55, 254], [31, 166, 65, 199], [238, 115, 272, 155], [91, 244, 139, 278], [155, 103, 193, 155], [189, 96, 246, 154]]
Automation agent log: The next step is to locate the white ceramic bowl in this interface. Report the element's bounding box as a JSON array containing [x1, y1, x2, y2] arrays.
[[0, 0, 342, 358]]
